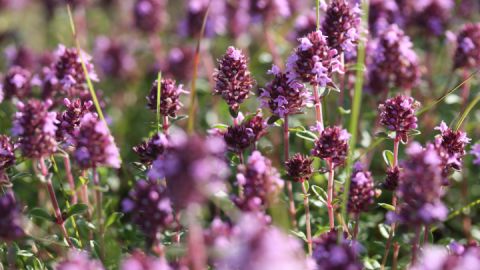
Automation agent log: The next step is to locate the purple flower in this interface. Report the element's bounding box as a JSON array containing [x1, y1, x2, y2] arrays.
[[406, 0, 454, 36], [53, 45, 98, 91], [133, 0, 167, 34], [56, 250, 104, 270], [383, 165, 400, 191], [394, 142, 448, 225], [121, 251, 172, 270], [163, 47, 195, 83], [312, 230, 363, 270], [248, 0, 291, 23], [367, 24, 421, 93], [0, 193, 24, 241], [148, 134, 229, 210], [321, 0, 361, 54], [226, 0, 250, 38], [12, 99, 57, 159], [4, 45, 35, 70], [73, 113, 121, 169], [146, 78, 185, 118], [411, 245, 480, 270], [454, 23, 480, 70], [368, 0, 403, 36], [433, 121, 470, 174], [259, 65, 310, 118], [285, 153, 313, 183], [213, 46, 255, 112], [122, 179, 174, 244], [234, 151, 284, 212], [470, 143, 480, 165], [2, 66, 32, 100], [290, 11, 317, 41], [287, 31, 343, 87], [311, 126, 350, 167], [178, 0, 226, 38], [56, 98, 93, 143], [348, 162, 375, 214], [93, 36, 136, 78], [133, 133, 168, 166], [0, 135, 15, 175], [378, 95, 419, 142]]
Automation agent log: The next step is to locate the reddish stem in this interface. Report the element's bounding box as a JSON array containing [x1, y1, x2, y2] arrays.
[[313, 85, 324, 133], [411, 227, 421, 265], [327, 159, 335, 230], [163, 115, 169, 135], [63, 155, 77, 204], [353, 213, 360, 240], [284, 115, 297, 229], [301, 183, 312, 255]]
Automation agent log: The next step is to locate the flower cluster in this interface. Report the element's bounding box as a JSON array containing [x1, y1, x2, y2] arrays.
[[348, 163, 375, 214], [285, 153, 313, 183], [179, 0, 226, 38], [56, 251, 104, 270], [434, 121, 470, 175], [133, 133, 168, 166], [56, 98, 93, 142], [394, 142, 448, 225], [321, 0, 361, 54], [248, 0, 291, 23], [0, 135, 15, 177], [411, 245, 480, 270], [378, 95, 419, 142], [0, 193, 24, 242], [259, 65, 310, 118], [311, 126, 350, 167], [368, 0, 402, 36], [234, 151, 284, 212], [213, 46, 255, 112], [93, 37, 136, 78], [312, 230, 363, 270], [406, 0, 454, 36], [383, 166, 400, 191], [223, 117, 263, 154], [290, 11, 316, 41], [122, 179, 174, 243], [287, 30, 342, 87], [52, 45, 98, 91], [148, 134, 229, 210], [121, 251, 172, 270], [471, 143, 480, 165], [12, 99, 57, 159], [4, 45, 35, 70], [454, 23, 480, 70], [2, 66, 32, 100], [367, 24, 421, 93], [73, 113, 121, 169], [133, 0, 166, 34], [146, 78, 184, 118], [164, 47, 194, 82]]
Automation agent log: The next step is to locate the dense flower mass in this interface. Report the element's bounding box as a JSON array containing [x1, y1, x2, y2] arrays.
[[368, 0, 402, 36], [146, 78, 184, 118], [348, 163, 375, 214], [249, 0, 291, 23], [93, 37, 136, 78], [291, 11, 316, 41], [383, 165, 400, 191], [405, 0, 454, 36], [454, 23, 480, 70], [73, 113, 121, 169], [433, 121, 470, 174], [471, 143, 480, 165], [56, 251, 104, 270], [12, 99, 57, 159], [411, 245, 480, 270], [0, 135, 15, 175], [259, 65, 310, 117], [179, 0, 226, 38], [56, 98, 93, 142], [133, 133, 168, 166], [52, 45, 98, 91], [378, 95, 419, 142], [311, 126, 350, 167], [133, 0, 166, 34], [285, 153, 313, 182], [234, 151, 284, 212], [2, 66, 32, 100], [148, 134, 229, 209], [394, 142, 448, 225], [287, 30, 342, 86], [0, 193, 24, 241], [122, 179, 174, 242], [321, 0, 361, 54], [312, 231, 363, 270], [121, 251, 172, 270], [367, 24, 421, 93], [213, 46, 255, 111]]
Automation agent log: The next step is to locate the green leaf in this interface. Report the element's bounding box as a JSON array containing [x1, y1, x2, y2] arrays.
[[378, 223, 391, 239], [267, 115, 280, 125], [105, 212, 124, 229], [311, 185, 327, 204], [211, 123, 229, 130], [79, 176, 89, 185], [290, 230, 307, 242], [296, 130, 318, 142], [171, 115, 188, 123], [65, 204, 88, 218], [17, 250, 34, 257], [338, 107, 351, 115], [378, 203, 395, 211], [407, 129, 421, 137], [302, 181, 310, 193], [29, 208, 56, 223], [229, 107, 239, 118], [382, 150, 394, 167], [288, 126, 306, 132]]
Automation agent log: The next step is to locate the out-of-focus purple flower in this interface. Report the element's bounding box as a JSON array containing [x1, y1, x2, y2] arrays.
[[433, 121, 470, 174], [12, 99, 57, 159], [122, 179, 174, 243], [470, 143, 480, 165], [4, 45, 35, 70], [226, 0, 250, 38], [348, 162, 375, 214], [223, 125, 255, 154], [454, 23, 480, 70], [287, 30, 343, 87], [383, 166, 400, 191], [312, 230, 363, 270], [2, 66, 32, 100], [0, 135, 15, 177], [56, 250, 104, 270], [204, 217, 235, 255], [121, 251, 172, 270], [321, 0, 361, 54], [234, 151, 284, 212], [311, 126, 350, 167], [259, 65, 311, 118], [367, 24, 421, 93], [73, 113, 121, 169], [290, 11, 316, 41], [133, 133, 168, 166], [0, 193, 24, 241], [411, 245, 480, 270], [217, 214, 310, 270], [164, 47, 195, 83], [56, 98, 93, 143], [406, 0, 454, 36], [285, 153, 313, 183], [368, 0, 403, 36], [133, 0, 166, 34], [148, 134, 229, 210], [249, 0, 291, 24], [179, 0, 226, 38], [394, 142, 448, 225], [213, 46, 255, 112], [378, 95, 419, 142], [146, 78, 185, 118], [93, 36, 136, 78]]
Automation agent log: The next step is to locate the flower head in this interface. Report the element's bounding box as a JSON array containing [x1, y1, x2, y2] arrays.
[[213, 46, 255, 112], [93, 36, 136, 78], [471, 143, 480, 165], [122, 179, 174, 243], [311, 126, 350, 167], [73, 113, 121, 169], [0, 135, 15, 175], [383, 166, 400, 191], [312, 230, 363, 270], [454, 23, 480, 70], [133, 0, 166, 34], [0, 193, 24, 242], [285, 153, 313, 183], [56, 250, 104, 270], [4, 45, 35, 70], [411, 245, 480, 270], [12, 99, 57, 159], [121, 251, 172, 270], [348, 162, 375, 214], [433, 121, 470, 174], [53, 45, 98, 91], [133, 133, 168, 166], [406, 0, 454, 36], [290, 11, 317, 41], [368, 0, 402, 36], [249, 0, 291, 23], [146, 78, 184, 118], [179, 0, 226, 38], [378, 95, 419, 142], [2, 66, 32, 100], [56, 98, 93, 143]]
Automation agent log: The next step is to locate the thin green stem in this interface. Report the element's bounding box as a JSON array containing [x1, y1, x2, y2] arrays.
[[316, 0, 320, 30], [157, 72, 162, 133], [455, 92, 480, 131]]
